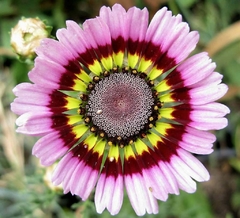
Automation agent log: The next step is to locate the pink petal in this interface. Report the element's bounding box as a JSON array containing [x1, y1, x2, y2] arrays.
[[16, 112, 53, 136], [176, 148, 210, 181], [166, 52, 216, 89], [95, 174, 123, 215], [156, 161, 180, 195], [56, 21, 90, 58], [28, 58, 64, 89], [36, 38, 75, 65], [100, 4, 128, 40], [124, 174, 159, 216], [141, 167, 168, 201], [127, 7, 149, 43], [32, 127, 79, 166], [168, 31, 199, 63], [188, 83, 228, 105], [11, 83, 51, 115], [69, 163, 99, 200], [52, 154, 79, 186], [145, 7, 173, 45], [167, 160, 197, 193]]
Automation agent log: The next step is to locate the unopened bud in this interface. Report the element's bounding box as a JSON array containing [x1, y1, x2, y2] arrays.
[[10, 18, 51, 60]]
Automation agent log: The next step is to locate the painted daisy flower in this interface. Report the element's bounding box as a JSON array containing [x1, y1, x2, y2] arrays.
[[11, 4, 229, 216]]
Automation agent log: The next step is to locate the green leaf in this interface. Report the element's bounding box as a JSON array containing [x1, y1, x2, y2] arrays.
[[0, 0, 15, 16]]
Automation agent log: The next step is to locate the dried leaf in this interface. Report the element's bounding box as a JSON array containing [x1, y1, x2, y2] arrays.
[[205, 21, 240, 57]]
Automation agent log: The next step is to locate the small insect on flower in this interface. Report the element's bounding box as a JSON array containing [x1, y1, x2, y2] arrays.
[[11, 4, 229, 216], [96, 109, 103, 115]]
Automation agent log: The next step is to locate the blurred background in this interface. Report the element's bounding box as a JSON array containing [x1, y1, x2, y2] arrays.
[[0, 0, 240, 217]]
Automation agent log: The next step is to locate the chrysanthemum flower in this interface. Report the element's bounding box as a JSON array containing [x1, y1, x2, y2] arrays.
[[11, 4, 229, 216]]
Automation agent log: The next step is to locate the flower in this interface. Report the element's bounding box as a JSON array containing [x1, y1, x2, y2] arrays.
[[10, 18, 51, 60], [11, 4, 229, 216]]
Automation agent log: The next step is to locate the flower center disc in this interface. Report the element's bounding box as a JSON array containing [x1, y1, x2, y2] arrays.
[[87, 73, 154, 139]]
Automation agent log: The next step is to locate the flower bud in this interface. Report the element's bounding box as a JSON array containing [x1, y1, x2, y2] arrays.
[[10, 18, 51, 60], [43, 164, 62, 192]]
